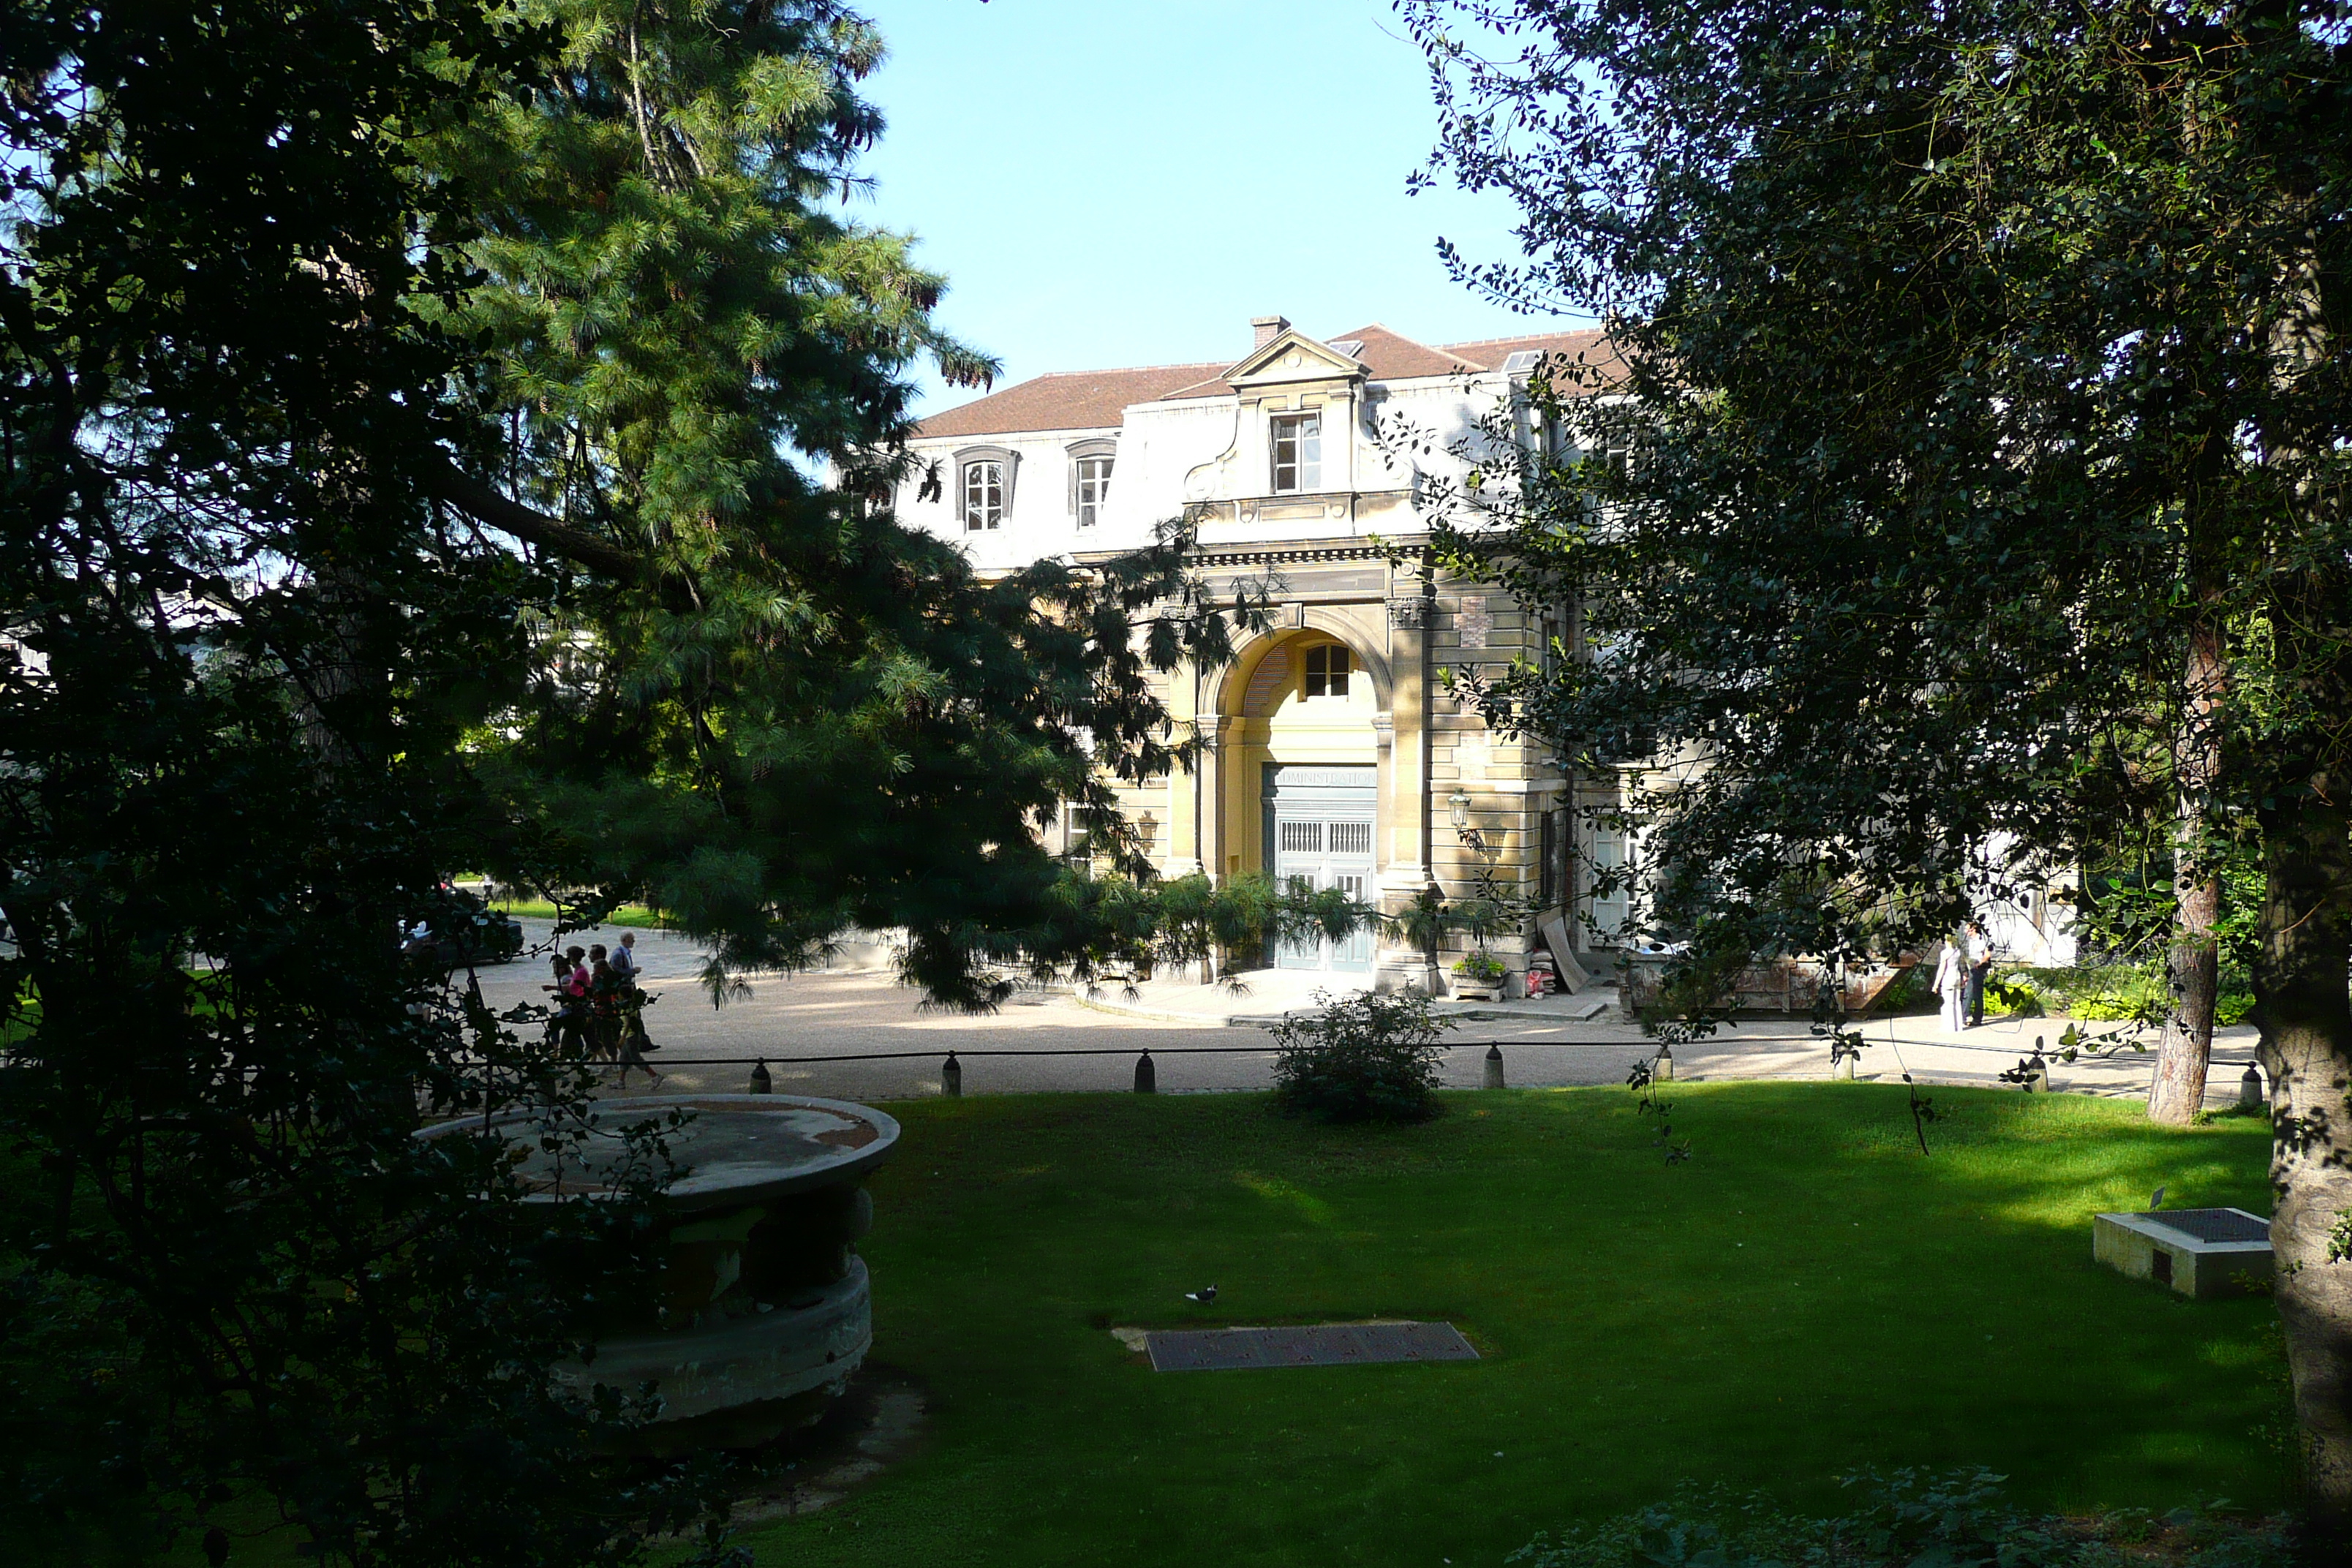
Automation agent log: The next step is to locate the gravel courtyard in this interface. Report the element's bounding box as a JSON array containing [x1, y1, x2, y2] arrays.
[[474, 919, 2260, 1107]]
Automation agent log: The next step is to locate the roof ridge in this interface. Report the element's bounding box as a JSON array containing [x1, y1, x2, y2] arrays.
[[1016, 358, 1231, 380], [1437, 326, 1606, 349]]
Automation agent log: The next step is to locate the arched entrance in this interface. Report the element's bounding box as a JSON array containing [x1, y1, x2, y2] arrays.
[[1216, 627, 1386, 974]]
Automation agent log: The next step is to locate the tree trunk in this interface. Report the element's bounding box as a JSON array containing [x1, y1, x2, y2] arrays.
[[2259, 780, 2352, 1537], [2146, 867, 2220, 1124], [2148, 529, 2228, 1125]]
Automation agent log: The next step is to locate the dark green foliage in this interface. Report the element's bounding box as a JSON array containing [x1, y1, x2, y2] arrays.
[[422, 0, 1272, 1011], [1397, 0, 2352, 1512], [0, 1254, 167, 1565], [0, 6, 704, 1563], [1268, 990, 1455, 1123], [1395, 0, 2352, 966], [1027, 869, 1387, 988], [1509, 1470, 2291, 1568], [0, 2, 1257, 1563]]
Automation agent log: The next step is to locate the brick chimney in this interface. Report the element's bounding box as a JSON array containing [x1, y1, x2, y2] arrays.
[[1251, 314, 1290, 350]]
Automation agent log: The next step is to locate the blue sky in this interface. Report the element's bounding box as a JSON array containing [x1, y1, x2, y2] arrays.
[[852, 0, 1583, 416]]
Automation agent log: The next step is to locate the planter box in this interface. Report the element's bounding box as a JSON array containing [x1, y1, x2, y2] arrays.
[[1618, 954, 1914, 1016]]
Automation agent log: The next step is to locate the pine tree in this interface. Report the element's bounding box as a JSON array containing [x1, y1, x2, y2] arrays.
[[0, 1, 1256, 1558], [423, 0, 1262, 1006]]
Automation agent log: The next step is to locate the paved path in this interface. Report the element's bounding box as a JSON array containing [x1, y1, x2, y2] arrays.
[[475, 920, 2259, 1108]]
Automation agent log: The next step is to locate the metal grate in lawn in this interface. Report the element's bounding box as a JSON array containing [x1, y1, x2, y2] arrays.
[[2146, 1207, 2270, 1244]]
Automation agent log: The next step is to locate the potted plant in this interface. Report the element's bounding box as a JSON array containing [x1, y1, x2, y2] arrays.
[[1450, 950, 1508, 1000]]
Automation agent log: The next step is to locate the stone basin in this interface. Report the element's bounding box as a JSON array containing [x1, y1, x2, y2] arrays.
[[419, 1094, 900, 1450]]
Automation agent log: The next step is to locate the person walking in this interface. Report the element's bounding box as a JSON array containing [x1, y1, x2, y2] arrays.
[[543, 945, 591, 1057], [1934, 937, 1968, 1033], [1965, 920, 1994, 1028], [612, 986, 663, 1090], [610, 930, 640, 981], [587, 946, 615, 1056]]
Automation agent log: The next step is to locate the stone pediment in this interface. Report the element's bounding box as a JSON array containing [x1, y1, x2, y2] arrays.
[[1224, 331, 1366, 388]]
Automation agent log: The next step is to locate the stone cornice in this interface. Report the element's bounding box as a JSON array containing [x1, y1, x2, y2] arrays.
[[1184, 535, 1431, 570]]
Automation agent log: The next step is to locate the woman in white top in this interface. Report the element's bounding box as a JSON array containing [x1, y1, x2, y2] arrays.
[[1933, 938, 1968, 1032]]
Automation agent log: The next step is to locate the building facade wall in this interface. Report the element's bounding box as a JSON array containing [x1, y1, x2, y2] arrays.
[[896, 320, 1611, 995]]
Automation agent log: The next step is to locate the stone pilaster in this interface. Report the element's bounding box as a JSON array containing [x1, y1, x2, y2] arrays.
[[1374, 578, 1438, 993]]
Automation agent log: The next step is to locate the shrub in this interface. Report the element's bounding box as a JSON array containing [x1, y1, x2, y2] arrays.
[[2009, 965, 2165, 1022], [1986, 971, 2046, 1017], [1507, 1467, 2289, 1568], [1269, 989, 1456, 1124], [2005, 965, 2256, 1028]]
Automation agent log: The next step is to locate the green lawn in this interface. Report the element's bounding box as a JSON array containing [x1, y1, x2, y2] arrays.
[[745, 1084, 2284, 1568], [494, 899, 667, 929]]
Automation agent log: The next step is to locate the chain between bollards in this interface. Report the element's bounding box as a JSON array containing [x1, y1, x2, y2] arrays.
[[698, 1041, 1790, 1101]]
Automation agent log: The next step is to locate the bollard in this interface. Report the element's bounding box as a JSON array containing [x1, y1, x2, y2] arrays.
[[1654, 1042, 1674, 1082], [748, 1059, 772, 1095], [1833, 1047, 1855, 1082], [1483, 1044, 1505, 1090], [2241, 1063, 2264, 1109], [2028, 1058, 2051, 1094], [942, 1052, 962, 1098], [1134, 1049, 1157, 1094]]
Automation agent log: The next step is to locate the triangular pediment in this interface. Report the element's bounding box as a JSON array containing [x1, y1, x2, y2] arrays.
[[1224, 330, 1366, 387]]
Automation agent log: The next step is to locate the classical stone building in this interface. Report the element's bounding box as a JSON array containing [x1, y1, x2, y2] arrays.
[[897, 315, 1616, 996]]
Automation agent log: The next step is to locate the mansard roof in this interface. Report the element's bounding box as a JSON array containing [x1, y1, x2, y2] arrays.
[[913, 361, 1231, 439], [913, 323, 1610, 438]]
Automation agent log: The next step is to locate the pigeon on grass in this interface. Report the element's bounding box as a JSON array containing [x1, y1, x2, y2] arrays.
[[1183, 1285, 1218, 1304]]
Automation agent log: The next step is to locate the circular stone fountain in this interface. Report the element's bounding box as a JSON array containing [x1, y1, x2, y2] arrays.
[[420, 1094, 899, 1451]]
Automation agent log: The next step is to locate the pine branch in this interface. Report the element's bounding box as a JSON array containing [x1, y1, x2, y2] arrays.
[[420, 459, 647, 581]]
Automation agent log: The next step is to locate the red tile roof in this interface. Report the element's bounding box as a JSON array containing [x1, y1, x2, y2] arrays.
[[1331, 323, 1485, 379], [1439, 326, 1618, 380], [914, 362, 1231, 439], [913, 324, 1615, 438]]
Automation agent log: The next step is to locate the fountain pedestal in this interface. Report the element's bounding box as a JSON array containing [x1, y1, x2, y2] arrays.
[[421, 1093, 899, 1451]]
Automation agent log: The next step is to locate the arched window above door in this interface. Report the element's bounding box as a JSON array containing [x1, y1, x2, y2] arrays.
[[1303, 643, 1351, 698]]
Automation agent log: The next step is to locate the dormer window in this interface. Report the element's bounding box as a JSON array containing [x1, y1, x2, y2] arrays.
[[1270, 412, 1321, 494], [1074, 458, 1112, 527], [954, 445, 1019, 532], [1066, 437, 1117, 529], [1303, 643, 1350, 698], [962, 461, 1003, 530]]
